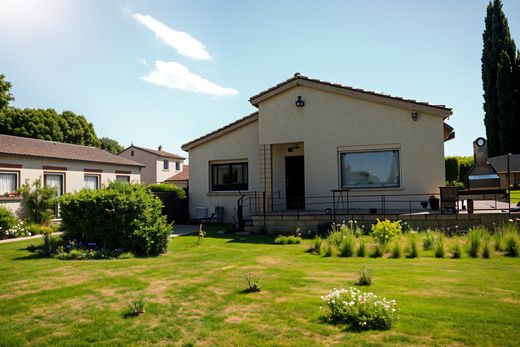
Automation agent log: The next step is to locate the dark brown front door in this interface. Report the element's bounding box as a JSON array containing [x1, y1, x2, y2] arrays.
[[285, 156, 305, 210]]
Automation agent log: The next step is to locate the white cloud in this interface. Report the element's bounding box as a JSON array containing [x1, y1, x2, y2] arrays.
[[142, 61, 239, 97], [133, 13, 211, 61]]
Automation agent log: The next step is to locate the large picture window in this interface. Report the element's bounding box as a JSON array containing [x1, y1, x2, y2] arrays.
[[211, 162, 248, 191], [0, 172, 18, 195], [340, 150, 400, 189]]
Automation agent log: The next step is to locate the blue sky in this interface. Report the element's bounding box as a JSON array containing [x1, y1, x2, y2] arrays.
[[1, 0, 519, 158]]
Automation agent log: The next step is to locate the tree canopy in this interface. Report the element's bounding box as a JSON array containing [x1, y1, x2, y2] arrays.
[[0, 74, 123, 153]]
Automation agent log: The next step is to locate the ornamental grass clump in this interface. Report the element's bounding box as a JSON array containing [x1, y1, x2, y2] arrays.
[[321, 287, 398, 330], [482, 241, 491, 259], [323, 242, 336, 257], [422, 231, 436, 251], [370, 243, 386, 258], [451, 242, 462, 259], [390, 241, 402, 259], [357, 240, 367, 257], [274, 235, 301, 244], [338, 235, 355, 257], [504, 232, 519, 257], [467, 228, 485, 258], [310, 236, 323, 255], [406, 233, 419, 258], [327, 223, 354, 247], [371, 219, 402, 245], [356, 267, 372, 286], [434, 236, 445, 258], [243, 272, 261, 293]]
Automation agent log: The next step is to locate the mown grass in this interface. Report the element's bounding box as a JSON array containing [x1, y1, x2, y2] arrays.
[[510, 190, 520, 205], [0, 228, 520, 346]]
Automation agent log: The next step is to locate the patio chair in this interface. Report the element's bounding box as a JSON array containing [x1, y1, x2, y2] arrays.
[[200, 206, 224, 223]]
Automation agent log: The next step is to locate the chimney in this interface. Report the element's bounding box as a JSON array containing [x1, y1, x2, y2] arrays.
[[473, 137, 488, 164], [158, 145, 163, 151]]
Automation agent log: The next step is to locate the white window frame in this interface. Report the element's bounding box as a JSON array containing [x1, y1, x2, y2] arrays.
[[84, 174, 100, 190], [0, 171, 19, 196]]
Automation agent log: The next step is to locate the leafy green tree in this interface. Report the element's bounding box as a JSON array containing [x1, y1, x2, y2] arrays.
[[18, 177, 58, 225], [99, 137, 124, 154], [481, 0, 517, 156], [0, 74, 14, 110]]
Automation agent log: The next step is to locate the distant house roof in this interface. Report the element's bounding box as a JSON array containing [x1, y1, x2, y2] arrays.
[[250, 73, 453, 117], [489, 154, 520, 173], [0, 134, 144, 167], [165, 165, 189, 182], [123, 145, 185, 160]]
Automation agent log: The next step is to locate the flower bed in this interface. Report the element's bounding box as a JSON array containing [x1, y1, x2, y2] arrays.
[[321, 287, 398, 330]]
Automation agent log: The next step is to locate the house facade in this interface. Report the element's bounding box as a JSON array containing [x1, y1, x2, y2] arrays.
[[489, 154, 520, 188], [119, 145, 185, 184], [182, 74, 454, 224], [0, 134, 143, 216], [164, 164, 189, 189]]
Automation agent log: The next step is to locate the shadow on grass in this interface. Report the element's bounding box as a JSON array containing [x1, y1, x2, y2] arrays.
[[12, 253, 46, 261], [204, 231, 276, 245]]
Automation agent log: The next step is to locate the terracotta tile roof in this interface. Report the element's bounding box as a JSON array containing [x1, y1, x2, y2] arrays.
[[249, 73, 453, 113], [126, 145, 186, 160], [165, 165, 189, 181], [181, 112, 259, 151], [489, 154, 520, 173], [0, 134, 144, 167]]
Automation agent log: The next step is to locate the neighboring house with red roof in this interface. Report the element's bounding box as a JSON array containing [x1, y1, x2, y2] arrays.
[[182, 73, 455, 224], [0, 134, 143, 216], [119, 145, 186, 184], [164, 164, 189, 188]]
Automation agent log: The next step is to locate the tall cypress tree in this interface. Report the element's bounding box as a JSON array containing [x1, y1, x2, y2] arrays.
[[513, 53, 520, 152], [497, 51, 515, 154], [481, 0, 516, 156]]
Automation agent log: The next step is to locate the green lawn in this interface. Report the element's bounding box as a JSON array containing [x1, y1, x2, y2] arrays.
[[1, 229, 520, 346], [510, 190, 520, 205]]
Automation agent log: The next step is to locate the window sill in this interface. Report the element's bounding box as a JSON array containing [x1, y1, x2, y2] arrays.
[[0, 197, 22, 202]]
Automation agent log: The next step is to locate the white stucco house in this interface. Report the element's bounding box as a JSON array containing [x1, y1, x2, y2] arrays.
[[119, 145, 186, 184], [182, 74, 455, 225], [0, 134, 143, 216]]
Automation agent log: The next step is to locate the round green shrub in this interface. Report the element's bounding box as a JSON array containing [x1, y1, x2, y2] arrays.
[[60, 182, 171, 256], [0, 206, 18, 239]]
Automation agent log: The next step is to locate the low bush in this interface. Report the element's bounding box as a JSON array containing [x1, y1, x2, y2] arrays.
[[406, 233, 419, 258], [127, 294, 146, 316], [327, 223, 354, 247], [504, 233, 519, 257], [356, 267, 372, 286], [371, 219, 402, 245], [494, 231, 503, 251], [390, 242, 402, 259], [60, 182, 171, 257], [274, 235, 301, 245], [467, 228, 485, 258], [434, 237, 445, 258], [338, 235, 355, 257], [243, 272, 261, 293], [0, 206, 18, 239], [321, 287, 398, 330], [356, 240, 367, 257]]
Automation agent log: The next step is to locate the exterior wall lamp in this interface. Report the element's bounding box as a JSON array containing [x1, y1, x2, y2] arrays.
[[295, 96, 305, 107], [411, 111, 418, 121]]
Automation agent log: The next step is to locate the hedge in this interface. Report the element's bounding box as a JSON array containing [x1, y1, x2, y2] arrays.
[[60, 182, 171, 256]]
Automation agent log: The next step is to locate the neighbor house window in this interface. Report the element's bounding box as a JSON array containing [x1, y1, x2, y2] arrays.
[[84, 175, 99, 189], [175, 162, 181, 171], [0, 172, 18, 195], [211, 162, 248, 191], [340, 150, 400, 189], [116, 175, 130, 183], [163, 160, 169, 170], [131, 150, 134, 156]]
